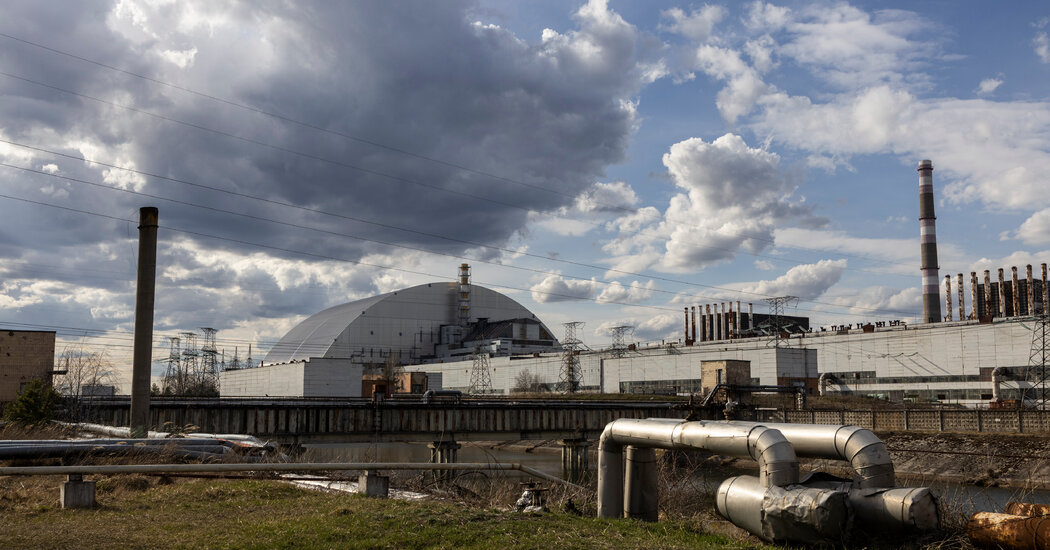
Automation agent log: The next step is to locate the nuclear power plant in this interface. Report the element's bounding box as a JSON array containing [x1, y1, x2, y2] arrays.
[[221, 161, 1049, 407]]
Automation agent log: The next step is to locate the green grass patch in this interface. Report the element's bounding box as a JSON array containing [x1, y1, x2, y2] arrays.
[[0, 478, 770, 549]]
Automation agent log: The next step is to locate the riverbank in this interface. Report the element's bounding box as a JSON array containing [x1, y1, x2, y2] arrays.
[[0, 475, 769, 549]]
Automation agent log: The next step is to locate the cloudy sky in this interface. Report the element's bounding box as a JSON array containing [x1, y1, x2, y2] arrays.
[[2, 0, 1048, 387]]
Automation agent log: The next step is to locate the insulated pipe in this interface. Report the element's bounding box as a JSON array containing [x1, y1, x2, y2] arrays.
[[728, 421, 894, 488], [800, 478, 939, 531], [717, 475, 851, 544], [818, 372, 832, 396], [958, 273, 965, 322], [918, 160, 941, 324], [624, 446, 658, 521], [0, 462, 582, 489], [597, 419, 799, 519], [991, 367, 1006, 402]]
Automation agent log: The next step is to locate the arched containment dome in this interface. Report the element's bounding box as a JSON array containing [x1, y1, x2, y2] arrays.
[[263, 282, 559, 365]]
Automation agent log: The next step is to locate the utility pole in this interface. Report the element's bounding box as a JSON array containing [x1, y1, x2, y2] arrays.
[[130, 207, 158, 438]]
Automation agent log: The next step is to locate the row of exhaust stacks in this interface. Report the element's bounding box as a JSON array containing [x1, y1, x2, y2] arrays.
[[597, 418, 939, 545]]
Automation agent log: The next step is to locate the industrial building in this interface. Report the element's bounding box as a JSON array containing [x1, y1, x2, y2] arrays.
[[0, 329, 57, 402], [219, 265, 559, 397], [224, 161, 1050, 407]]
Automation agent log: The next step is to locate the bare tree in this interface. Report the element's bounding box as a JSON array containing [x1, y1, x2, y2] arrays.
[[381, 352, 405, 393], [54, 347, 115, 420], [511, 369, 548, 394]]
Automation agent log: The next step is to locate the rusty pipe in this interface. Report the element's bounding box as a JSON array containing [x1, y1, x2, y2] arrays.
[[968, 512, 1050, 550]]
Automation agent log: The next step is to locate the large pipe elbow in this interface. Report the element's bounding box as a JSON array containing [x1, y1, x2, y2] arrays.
[[833, 425, 894, 488], [731, 422, 894, 488], [818, 372, 832, 396], [748, 426, 800, 488]]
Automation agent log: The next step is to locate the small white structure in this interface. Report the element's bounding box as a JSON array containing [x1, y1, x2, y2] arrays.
[[221, 358, 363, 398]]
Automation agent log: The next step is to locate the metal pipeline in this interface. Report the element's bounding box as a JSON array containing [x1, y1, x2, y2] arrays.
[[818, 372, 832, 396], [727, 422, 939, 532], [968, 512, 1050, 549], [597, 418, 799, 521], [992, 367, 1007, 402], [717, 475, 851, 544], [727, 421, 894, 488]]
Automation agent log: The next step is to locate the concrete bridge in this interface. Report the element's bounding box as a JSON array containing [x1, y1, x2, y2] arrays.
[[80, 397, 690, 480]]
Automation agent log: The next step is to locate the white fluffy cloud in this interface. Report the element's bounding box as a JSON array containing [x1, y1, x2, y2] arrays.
[[661, 5, 725, 42], [597, 280, 655, 304], [530, 274, 601, 303], [602, 133, 812, 273], [738, 259, 847, 299], [976, 78, 1003, 96], [1016, 209, 1050, 245], [529, 273, 655, 305]]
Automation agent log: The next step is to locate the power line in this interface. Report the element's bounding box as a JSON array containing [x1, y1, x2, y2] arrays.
[[0, 32, 919, 272], [0, 148, 923, 319], [0, 72, 918, 276]]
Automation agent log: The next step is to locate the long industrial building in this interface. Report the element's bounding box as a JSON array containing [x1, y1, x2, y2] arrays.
[[223, 161, 1050, 407]]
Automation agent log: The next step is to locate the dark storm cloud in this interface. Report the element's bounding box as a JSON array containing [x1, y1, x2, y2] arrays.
[[0, 0, 658, 348]]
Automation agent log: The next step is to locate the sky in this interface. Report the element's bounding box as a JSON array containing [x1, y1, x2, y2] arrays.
[[2, 0, 1049, 389]]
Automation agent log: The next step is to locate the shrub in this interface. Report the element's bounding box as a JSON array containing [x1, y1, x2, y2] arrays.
[[2, 379, 61, 425]]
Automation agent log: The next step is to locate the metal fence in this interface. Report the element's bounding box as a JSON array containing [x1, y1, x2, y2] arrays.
[[750, 408, 1050, 433]]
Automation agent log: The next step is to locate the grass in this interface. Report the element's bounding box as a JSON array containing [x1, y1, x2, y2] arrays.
[[0, 476, 773, 549]]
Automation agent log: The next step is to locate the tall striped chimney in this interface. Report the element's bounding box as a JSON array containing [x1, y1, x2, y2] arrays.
[[918, 160, 941, 323]]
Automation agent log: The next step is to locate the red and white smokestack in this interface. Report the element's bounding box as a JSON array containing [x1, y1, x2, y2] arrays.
[[918, 160, 941, 323]]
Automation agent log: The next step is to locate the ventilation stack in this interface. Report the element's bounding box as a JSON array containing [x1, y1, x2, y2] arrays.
[[458, 263, 471, 327], [918, 160, 942, 324]]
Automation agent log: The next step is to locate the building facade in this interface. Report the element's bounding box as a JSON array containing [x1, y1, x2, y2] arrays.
[[0, 329, 57, 402]]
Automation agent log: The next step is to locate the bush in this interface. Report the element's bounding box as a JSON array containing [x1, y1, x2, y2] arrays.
[[2, 379, 61, 425]]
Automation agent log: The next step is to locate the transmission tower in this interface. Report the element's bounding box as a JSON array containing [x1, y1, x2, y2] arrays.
[[608, 325, 633, 358], [163, 336, 182, 394], [561, 322, 584, 393], [227, 347, 242, 371], [200, 327, 220, 389], [765, 296, 799, 348], [1025, 314, 1049, 408], [468, 347, 492, 395]]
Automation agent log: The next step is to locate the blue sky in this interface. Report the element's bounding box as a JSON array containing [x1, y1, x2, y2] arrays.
[[1, 0, 1048, 386]]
